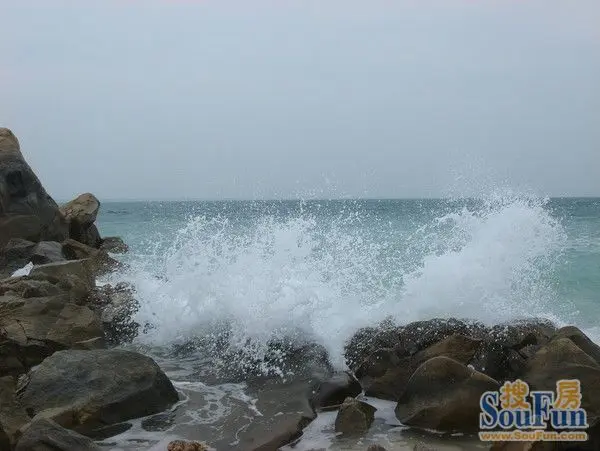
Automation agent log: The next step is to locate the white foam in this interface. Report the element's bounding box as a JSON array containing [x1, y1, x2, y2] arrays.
[[11, 262, 33, 277], [114, 192, 568, 369]]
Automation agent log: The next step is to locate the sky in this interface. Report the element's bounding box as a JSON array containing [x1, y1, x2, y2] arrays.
[[1, 0, 599, 200]]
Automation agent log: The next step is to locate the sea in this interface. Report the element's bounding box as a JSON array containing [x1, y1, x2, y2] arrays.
[[93, 193, 600, 450]]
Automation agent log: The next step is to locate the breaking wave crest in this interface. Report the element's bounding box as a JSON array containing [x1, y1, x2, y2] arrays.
[[113, 193, 567, 369]]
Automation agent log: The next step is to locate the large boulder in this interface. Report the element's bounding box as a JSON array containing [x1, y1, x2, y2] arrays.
[[0, 376, 30, 450], [0, 128, 67, 247], [395, 356, 500, 432], [15, 418, 101, 451], [334, 397, 376, 435], [520, 336, 600, 426], [357, 334, 481, 400], [61, 239, 121, 276], [60, 193, 102, 248], [18, 349, 179, 434], [29, 259, 95, 289]]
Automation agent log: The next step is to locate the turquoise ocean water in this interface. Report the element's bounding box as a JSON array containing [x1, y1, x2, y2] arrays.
[[94, 195, 600, 450]]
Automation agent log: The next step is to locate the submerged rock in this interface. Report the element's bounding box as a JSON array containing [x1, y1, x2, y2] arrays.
[[0, 128, 68, 247], [395, 356, 499, 432], [18, 349, 179, 434], [334, 397, 376, 435], [15, 418, 101, 451]]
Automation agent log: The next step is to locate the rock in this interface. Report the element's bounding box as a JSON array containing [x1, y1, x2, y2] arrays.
[[0, 376, 30, 449], [367, 446, 388, 451], [0, 291, 104, 377], [238, 380, 317, 451], [553, 326, 600, 365], [312, 371, 362, 410], [344, 319, 403, 372], [0, 238, 36, 277], [60, 193, 102, 248], [15, 418, 101, 451], [29, 259, 95, 288], [358, 334, 481, 401], [60, 193, 100, 228], [489, 442, 555, 451], [167, 441, 209, 451], [61, 239, 121, 277], [470, 319, 557, 381], [0, 128, 68, 247], [334, 397, 376, 435], [31, 241, 65, 265], [18, 349, 179, 434], [395, 356, 499, 432], [100, 236, 129, 254], [86, 283, 139, 345], [521, 337, 600, 425]]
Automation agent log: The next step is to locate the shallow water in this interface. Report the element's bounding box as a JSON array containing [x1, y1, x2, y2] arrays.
[[95, 195, 600, 449]]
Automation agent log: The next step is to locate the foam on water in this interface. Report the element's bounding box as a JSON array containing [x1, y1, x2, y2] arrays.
[[114, 192, 568, 369]]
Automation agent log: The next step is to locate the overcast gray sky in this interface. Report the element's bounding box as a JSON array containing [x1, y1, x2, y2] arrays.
[[1, 0, 598, 200]]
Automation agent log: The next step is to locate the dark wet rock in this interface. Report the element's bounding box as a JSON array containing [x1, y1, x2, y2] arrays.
[[238, 380, 317, 451], [0, 292, 104, 377], [367, 446, 388, 451], [470, 319, 557, 381], [83, 422, 132, 440], [344, 318, 403, 372], [358, 334, 481, 401], [30, 241, 65, 265], [334, 397, 376, 435], [395, 356, 499, 432], [167, 441, 209, 451], [312, 371, 362, 410], [0, 238, 36, 277], [100, 236, 129, 254], [393, 318, 486, 357], [141, 411, 176, 432], [0, 128, 68, 247], [15, 418, 101, 451], [0, 376, 30, 449], [521, 337, 600, 425], [18, 349, 179, 434], [86, 283, 140, 346]]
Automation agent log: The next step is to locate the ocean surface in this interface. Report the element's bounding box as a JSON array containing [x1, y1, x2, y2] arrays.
[[94, 194, 600, 450]]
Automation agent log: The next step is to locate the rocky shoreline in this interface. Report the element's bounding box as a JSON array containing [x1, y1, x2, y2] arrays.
[[1, 126, 600, 451]]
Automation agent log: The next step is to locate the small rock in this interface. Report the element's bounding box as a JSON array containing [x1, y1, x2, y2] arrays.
[[15, 418, 101, 451], [167, 440, 209, 451], [334, 397, 376, 435], [100, 236, 129, 254], [367, 445, 388, 451]]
